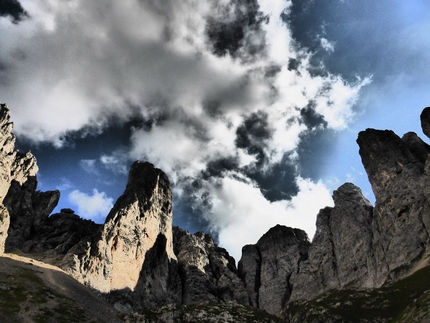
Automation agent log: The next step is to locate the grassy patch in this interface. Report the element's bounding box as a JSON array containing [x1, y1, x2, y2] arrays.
[[0, 260, 103, 323], [135, 303, 284, 323], [284, 266, 430, 323]]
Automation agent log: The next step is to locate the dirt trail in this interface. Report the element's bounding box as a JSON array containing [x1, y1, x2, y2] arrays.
[[0, 253, 122, 323]]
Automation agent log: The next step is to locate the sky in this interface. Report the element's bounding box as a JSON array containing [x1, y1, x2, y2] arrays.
[[1, 0, 430, 261]]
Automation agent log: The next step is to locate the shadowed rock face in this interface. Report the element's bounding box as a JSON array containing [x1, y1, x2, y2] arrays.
[[174, 227, 249, 306], [238, 225, 310, 315], [420, 107, 430, 139], [357, 129, 430, 285], [290, 183, 374, 302]]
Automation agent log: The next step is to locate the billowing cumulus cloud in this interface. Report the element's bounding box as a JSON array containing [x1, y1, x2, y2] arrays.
[[1, 0, 370, 258], [68, 189, 114, 222]]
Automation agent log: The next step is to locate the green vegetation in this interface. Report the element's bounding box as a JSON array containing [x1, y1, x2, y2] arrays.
[[0, 260, 101, 323], [130, 303, 284, 323], [283, 266, 430, 323]]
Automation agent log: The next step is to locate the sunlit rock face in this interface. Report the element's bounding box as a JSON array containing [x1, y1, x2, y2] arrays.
[[0, 104, 40, 254], [68, 161, 177, 293]]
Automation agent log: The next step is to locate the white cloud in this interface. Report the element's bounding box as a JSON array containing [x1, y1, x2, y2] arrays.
[[55, 177, 74, 191], [100, 152, 128, 174], [320, 37, 335, 53], [210, 176, 334, 261], [68, 189, 114, 222], [1, 0, 371, 258], [79, 159, 99, 175]]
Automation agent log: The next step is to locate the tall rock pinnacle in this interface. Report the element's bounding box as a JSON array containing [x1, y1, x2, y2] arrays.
[[357, 128, 430, 285], [0, 104, 40, 254], [68, 161, 177, 293]]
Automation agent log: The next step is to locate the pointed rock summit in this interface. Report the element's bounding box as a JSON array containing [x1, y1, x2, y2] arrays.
[[0, 104, 41, 254], [67, 161, 177, 293]]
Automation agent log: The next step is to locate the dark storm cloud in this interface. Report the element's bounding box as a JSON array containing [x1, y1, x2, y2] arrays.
[[206, 0, 268, 60], [202, 157, 240, 179], [0, 0, 28, 23], [296, 129, 336, 180], [235, 111, 272, 165], [243, 157, 299, 201], [173, 179, 213, 234], [300, 101, 328, 130]]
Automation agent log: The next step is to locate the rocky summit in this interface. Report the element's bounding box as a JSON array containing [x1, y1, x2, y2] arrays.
[[1, 102, 430, 323]]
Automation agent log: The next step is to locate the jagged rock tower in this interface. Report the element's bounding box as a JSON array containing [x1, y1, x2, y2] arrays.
[[66, 161, 177, 293], [0, 104, 39, 254]]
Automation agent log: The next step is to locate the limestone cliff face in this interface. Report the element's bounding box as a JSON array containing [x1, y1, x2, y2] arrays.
[[3, 102, 430, 321], [0, 104, 42, 254], [0, 105, 38, 202], [68, 161, 177, 294]]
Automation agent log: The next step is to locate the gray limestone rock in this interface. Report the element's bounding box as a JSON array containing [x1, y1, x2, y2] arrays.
[[174, 227, 249, 306], [290, 183, 375, 301], [238, 244, 261, 307], [238, 225, 310, 315], [357, 128, 430, 285]]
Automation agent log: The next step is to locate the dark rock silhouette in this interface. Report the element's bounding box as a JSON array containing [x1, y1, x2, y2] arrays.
[[239, 225, 310, 314]]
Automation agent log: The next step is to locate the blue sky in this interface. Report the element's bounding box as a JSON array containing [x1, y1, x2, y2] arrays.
[[1, 0, 430, 260]]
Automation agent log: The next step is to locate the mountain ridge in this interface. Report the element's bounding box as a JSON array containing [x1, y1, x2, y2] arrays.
[[1, 103, 430, 322]]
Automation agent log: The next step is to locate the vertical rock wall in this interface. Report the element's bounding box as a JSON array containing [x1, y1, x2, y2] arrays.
[[238, 225, 310, 315], [357, 128, 430, 285]]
